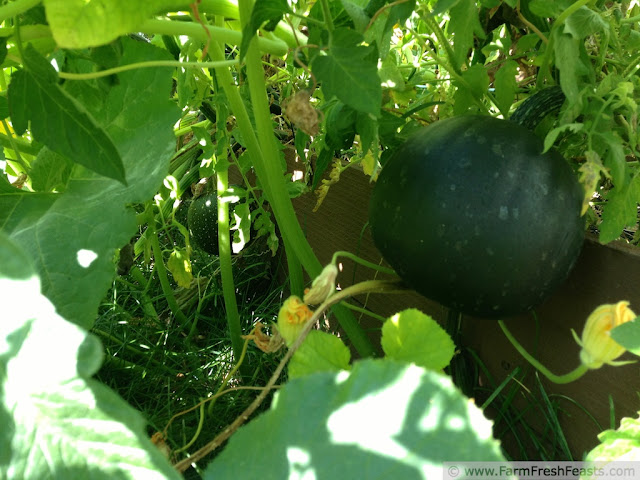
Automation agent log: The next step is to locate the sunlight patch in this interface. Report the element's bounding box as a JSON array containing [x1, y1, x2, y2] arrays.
[[76, 249, 98, 268], [286, 447, 316, 480], [327, 370, 422, 460]]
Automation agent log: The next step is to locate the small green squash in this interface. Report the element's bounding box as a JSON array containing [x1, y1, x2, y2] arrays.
[[188, 193, 219, 255], [369, 115, 585, 318]]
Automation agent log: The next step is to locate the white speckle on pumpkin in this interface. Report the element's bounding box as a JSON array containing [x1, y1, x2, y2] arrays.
[[499, 206, 508, 220]]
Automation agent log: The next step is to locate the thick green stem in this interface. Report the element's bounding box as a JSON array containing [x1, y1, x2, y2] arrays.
[[0, 0, 41, 24], [217, 168, 245, 369], [284, 236, 305, 297], [236, 0, 376, 356], [158, 0, 303, 48], [498, 320, 589, 384], [146, 207, 191, 327], [139, 19, 288, 57]]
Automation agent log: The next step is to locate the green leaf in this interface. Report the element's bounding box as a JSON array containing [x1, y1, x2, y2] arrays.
[[599, 175, 640, 244], [340, 0, 370, 32], [453, 64, 489, 115], [167, 248, 192, 288], [42, 0, 176, 48], [8, 45, 126, 184], [578, 150, 606, 215], [449, 0, 485, 70], [204, 359, 506, 479], [543, 122, 583, 153], [381, 309, 455, 370], [0, 237, 181, 480], [493, 60, 518, 116], [289, 330, 351, 378], [600, 131, 627, 188], [528, 0, 571, 18], [2, 39, 179, 328], [0, 231, 33, 280], [610, 318, 640, 356], [586, 412, 640, 462], [379, 55, 405, 91], [240, 0, 291, 59], [323, 100, 357, 152], [564, 7, 608, 39], [432, 0, 462, 15], [312, 28, 382, 116], [553, 31, 592, 104], [356, 111, 378, 153], [30, 148, 73, 193]]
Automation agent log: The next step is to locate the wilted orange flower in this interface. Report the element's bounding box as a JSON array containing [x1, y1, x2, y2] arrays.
[[277, 295, 314, 346], [242, 322, 284, 353], [576, 301, 636, 369]]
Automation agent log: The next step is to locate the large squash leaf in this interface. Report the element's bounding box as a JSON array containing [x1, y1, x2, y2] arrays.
[[42, 0, 176, 48], [8, 45, 125, 183], [204, 359, 506, 479], [1, 38, 179, 328], [0, 233, 181, 480]]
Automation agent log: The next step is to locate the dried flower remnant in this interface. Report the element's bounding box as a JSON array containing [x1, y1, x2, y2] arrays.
[[242, 322, 285, 353], [283, 90, 319, 135]]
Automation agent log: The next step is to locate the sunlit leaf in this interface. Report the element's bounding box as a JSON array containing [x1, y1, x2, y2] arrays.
[[2, 39, 179, 328], [381, 309, 455, 370], [289, 330, 351, 378], [204, 360, 506, 479], [0, 235, 181, 480]]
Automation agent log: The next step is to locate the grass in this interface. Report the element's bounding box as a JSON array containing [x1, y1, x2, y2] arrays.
[[450, 338, 604, 461], [93, 218, 287, 474]]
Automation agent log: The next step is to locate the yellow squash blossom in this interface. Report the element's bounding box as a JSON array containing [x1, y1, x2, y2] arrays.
[[277, 295, 314, 346], [575, 301, 636, 369]]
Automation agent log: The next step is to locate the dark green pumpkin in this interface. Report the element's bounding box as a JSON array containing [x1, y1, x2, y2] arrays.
[[188, 193, 219, 255], [369, 115, 585, 318]]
